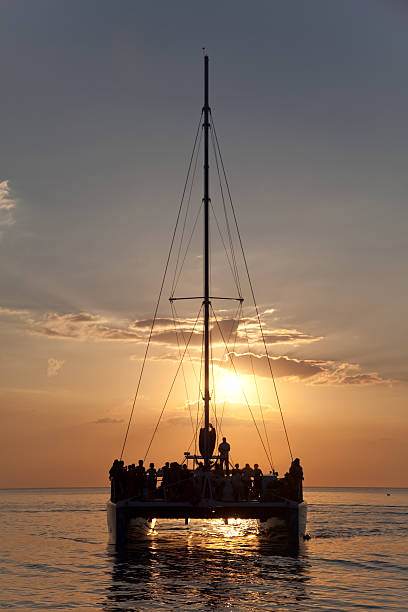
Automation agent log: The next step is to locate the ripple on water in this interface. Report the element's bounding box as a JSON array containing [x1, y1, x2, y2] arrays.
[[0, 488, 407, 610]]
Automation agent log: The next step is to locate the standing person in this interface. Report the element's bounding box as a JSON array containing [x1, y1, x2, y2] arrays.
[[241, 463, 253, 501], [289, 458, 304, 502], [135, 459, 146, 499], [218, 436, 231, 475], [160, 461, 170, 499], [146, 462, 157, 497], [109, 459, 120, 502], [127, 463, 137, 497], [252, 463, 263, 500], [231, 463, 242, 502]]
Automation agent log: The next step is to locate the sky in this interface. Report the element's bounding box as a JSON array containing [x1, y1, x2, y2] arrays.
[[0, 0, 407, 487]]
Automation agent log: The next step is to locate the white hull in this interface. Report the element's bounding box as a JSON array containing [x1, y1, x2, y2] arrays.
[[258, 501, 307, 542], [107, 501, 156, 544]]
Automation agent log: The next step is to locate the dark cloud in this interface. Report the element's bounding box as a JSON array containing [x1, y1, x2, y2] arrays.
[[261, 331, 321, 344], [45, 312, 99, 323], [224, 352, 323, 379], [0, 306, 394, 386], [341, 374, 384, 385], [1, 306, 322, 351], [150, 329, 202, 346], [131, 317, 191, 331], [218, 352, 391, 386], [91, 417, 124, 424], [28, 312, 143, 341]]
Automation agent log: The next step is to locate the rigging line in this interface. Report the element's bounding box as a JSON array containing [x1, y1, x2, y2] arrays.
[[209, 311, 218, 445], [210, 117, 242, 296], [211, 118, 294, 462], [218, 302, 243, 435], [171, 300, 206, 453], [171, 302, 205, 403], [143, 305, 203, 462], [119, 112, 206, 460], [171, 114, 203, 297], [210, 119, 243, 298], [170, 301, 195, 437], [210, 304, 274, 472], [173, 201, 204, 296], [243, 317, 274, 470], [209, 201, 241, 296], [181, 412, 204, 464], [221, 303, 243, 430], [209, 132, 241, 293], [210, 401, 224, 450], [195, 331, 204, 457]]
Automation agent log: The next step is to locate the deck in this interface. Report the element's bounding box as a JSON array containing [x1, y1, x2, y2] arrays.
[[115, 497, 299, 520]]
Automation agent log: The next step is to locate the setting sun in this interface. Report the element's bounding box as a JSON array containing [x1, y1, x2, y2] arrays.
[[219, 373, 242, 399]]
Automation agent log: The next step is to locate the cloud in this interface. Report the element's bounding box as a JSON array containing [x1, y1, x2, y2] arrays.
[[221, 352, 323, 379], [0, 180, 17, 236], [91, 417, 124, 425], [263, 308, 276, 315], [47, 358, 65, 377], [257, 330, 321, 345], [0, 306, 29, 317], [131, 317, 190, 331], [0, 305, 394, 386], [31, 312, 142, 341], [0, 304, 321, 352], [130, 315, 318, 349], [310, 362, 392, 386], [218, 352, 392, 386]]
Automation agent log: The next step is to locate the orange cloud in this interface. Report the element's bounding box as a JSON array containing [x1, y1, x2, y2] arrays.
[[0, 306, 393, 386], [220, 352, 392, 386]]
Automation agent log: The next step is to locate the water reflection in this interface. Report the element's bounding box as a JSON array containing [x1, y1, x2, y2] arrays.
[[103, 520, 310, 611]]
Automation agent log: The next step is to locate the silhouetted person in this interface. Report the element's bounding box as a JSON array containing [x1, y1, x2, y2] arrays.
[[135, 459, 146, 498], [231, 463, 242, 502], [127, 463, 137, 497], [199, 423, 216, 461], [289, 458, 304, 502], [146, 462, 157, 497], [168, 462, 183, 501], [179, 464, 194, 501], [281, 472, 291, 500], [241, 463, 252, 501], [218, 436, 231, 475], [213, 463, 226, 500], [252, 463, 263, 500], [160, 461, 170, 499], [109, 459, 123, 502], [193, 462, 205, 498]]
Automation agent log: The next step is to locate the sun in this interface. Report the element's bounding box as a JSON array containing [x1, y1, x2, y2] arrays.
[[220, 373, 242, 399]]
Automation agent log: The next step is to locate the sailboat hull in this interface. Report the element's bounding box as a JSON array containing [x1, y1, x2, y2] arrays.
[[107, 498, 306, 547], [107, 501, 156, 544], [258, 501, 307, 544]]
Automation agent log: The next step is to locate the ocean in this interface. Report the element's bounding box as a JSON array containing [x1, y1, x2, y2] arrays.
[[0, 487, 406, 611]]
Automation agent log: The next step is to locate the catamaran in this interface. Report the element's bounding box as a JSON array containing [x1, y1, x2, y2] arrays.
[[107, 55, 307, 548]]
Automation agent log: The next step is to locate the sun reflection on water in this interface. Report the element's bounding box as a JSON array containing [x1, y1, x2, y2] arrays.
[[106, 518, 309, 611]]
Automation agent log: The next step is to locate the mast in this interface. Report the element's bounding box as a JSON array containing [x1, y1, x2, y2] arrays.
[[203, 54, 211, 466]]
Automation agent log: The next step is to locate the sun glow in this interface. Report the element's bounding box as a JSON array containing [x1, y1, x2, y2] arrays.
[[219, 373, 242, 399]]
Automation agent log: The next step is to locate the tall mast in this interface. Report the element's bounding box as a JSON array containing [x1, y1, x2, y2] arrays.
[[203, 54, 211, 466]]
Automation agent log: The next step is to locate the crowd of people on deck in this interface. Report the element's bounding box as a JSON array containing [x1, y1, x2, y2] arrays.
[[109, 437, 304, 505]]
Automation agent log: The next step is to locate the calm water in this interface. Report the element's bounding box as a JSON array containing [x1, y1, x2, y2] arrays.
[[0, 487, 407, 611]]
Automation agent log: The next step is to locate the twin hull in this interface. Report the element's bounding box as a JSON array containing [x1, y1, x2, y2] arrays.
[[107, 499, 307, 547]]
